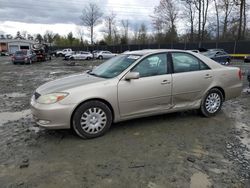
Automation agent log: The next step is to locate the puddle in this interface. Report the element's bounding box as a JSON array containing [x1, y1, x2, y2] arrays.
[[0, 109, 31, 126], [0, 92, 26, 98], [190, 172, 212, 188]]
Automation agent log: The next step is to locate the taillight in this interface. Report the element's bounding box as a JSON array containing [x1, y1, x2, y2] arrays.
[[238, 69, 242, 80]]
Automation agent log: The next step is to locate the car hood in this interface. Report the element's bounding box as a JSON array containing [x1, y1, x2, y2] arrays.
[[36, 73, 106, 95]]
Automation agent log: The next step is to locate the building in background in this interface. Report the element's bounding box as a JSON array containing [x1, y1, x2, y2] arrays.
[[0, 38, 36, 54]]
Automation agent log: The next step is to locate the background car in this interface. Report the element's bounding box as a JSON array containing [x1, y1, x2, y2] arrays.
[[56, 48, 73, 57], [244, 55, 250, 62], [94, 51, 117, 59], [12, 50, 37, 64], [31, 49, 242, 139], [202, 50, 231, 65], [69, 51, 92, 60]]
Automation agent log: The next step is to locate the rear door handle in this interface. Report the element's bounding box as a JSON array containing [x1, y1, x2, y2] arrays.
[[161, 80, 171, 84], [204, 74, 212, 79]]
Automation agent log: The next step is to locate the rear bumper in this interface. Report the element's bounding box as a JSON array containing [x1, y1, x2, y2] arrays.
[[12, 59, 27, 63], [225, 83, 243, 100]]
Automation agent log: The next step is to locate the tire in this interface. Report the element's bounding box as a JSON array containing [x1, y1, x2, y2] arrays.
[[200, 88, 223, 117], [72, 101, 112, 139], [98, 56, 103, 60], [87, 57, 90, 60]]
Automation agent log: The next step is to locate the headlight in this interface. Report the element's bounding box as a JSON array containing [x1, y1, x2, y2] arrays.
[[36, 92, 68, 104]]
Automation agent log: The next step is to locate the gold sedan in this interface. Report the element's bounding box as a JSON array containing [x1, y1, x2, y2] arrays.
[[31, 49, 242, 138]]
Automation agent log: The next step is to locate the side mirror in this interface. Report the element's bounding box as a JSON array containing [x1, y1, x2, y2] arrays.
[[125, 72, 140, 80]]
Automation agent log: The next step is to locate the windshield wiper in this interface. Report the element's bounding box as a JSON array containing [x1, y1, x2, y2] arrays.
[[87, 71, 98, 76], [87, 71, 111, 79]]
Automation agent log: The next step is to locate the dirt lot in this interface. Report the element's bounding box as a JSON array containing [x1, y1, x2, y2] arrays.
[[0, 56, 249, 188]]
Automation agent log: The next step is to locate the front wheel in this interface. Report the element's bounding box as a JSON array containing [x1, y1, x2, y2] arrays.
[[72, 101, 112, 139], [200, 88, 223, 117]]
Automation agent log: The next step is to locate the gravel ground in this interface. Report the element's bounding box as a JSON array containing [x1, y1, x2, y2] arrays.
[[0, 56, 249, 188]]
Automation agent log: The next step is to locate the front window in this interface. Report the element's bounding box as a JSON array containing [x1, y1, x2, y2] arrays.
[[89, 54, 141, 78], [132, 53, 168, 77]]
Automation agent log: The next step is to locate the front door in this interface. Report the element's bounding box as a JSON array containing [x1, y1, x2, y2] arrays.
[[118, 53, 172, 118]]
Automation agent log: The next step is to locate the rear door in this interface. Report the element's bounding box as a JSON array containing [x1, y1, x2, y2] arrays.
[[170, 52, 213, 108]]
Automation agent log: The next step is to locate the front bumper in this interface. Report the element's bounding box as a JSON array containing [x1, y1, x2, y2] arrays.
[[30, 98, 75, 129]]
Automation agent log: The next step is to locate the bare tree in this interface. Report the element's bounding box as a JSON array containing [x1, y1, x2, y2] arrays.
[[194, 0, 210, 44], [76, 26, 84, 44], [121, 20, 129, 44], [181, 0, 196, 42], [80, 3, 103, 45], [214, 0, 220, 44], [152, 0, 178, 42], [104, 12, 116, 45], [233, 0, 248, 40], [138, 23, 148, 45], [21, 31, 28, 39], [43, 30, 55, 45], [219, 0, 235, 39]]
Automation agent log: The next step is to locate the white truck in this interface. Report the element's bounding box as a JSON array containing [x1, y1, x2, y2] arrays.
[[56, 48, 73, 57]]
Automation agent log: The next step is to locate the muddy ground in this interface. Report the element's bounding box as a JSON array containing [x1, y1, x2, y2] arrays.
[[0, 56, 249, 188]]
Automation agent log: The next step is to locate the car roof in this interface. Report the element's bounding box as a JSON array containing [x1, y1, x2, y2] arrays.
[[123, 49, 223, 69], [123, 49, 188, 56]]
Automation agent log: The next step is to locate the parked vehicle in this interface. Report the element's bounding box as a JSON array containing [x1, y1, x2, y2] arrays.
[[202, 50, 231, 65], [31, 49, 242, 138], [32, 43, 51, 61], [64, 51, 76, 60], [244, 55, 250, 63], [94, 51, 117, 59], [12, 50, 37, 64], [49, 50, 57, 57], [187, 50, 200, 53], [0, 51, 9, 56], [56, 48, 72, 57], [69, 51, 92, 60]]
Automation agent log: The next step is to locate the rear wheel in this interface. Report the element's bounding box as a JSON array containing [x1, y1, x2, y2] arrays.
[[72, 101, 112, 139], [200, 88, 223, 117], [98, 56, 103, 60]]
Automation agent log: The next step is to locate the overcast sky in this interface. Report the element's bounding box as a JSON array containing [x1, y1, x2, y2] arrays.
[[0, 0, 159, 41]]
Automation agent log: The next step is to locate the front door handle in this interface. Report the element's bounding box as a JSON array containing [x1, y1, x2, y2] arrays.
[[161, 80, 171, 84]]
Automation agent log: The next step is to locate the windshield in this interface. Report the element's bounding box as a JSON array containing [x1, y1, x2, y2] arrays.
[[89, 54, 141, 78]]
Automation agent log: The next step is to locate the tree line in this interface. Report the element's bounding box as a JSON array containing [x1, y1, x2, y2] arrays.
[[7, 0, 250, 47]]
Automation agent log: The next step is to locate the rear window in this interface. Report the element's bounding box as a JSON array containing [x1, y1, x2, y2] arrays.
[[15, 51, 27, 55]]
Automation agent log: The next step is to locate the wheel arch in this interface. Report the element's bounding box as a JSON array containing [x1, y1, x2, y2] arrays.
[[209, 86, 225, 101], [70, 98, 115, 128]]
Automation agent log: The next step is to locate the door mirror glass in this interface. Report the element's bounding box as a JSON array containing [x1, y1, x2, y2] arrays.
[[125, 72, 140, 80]]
